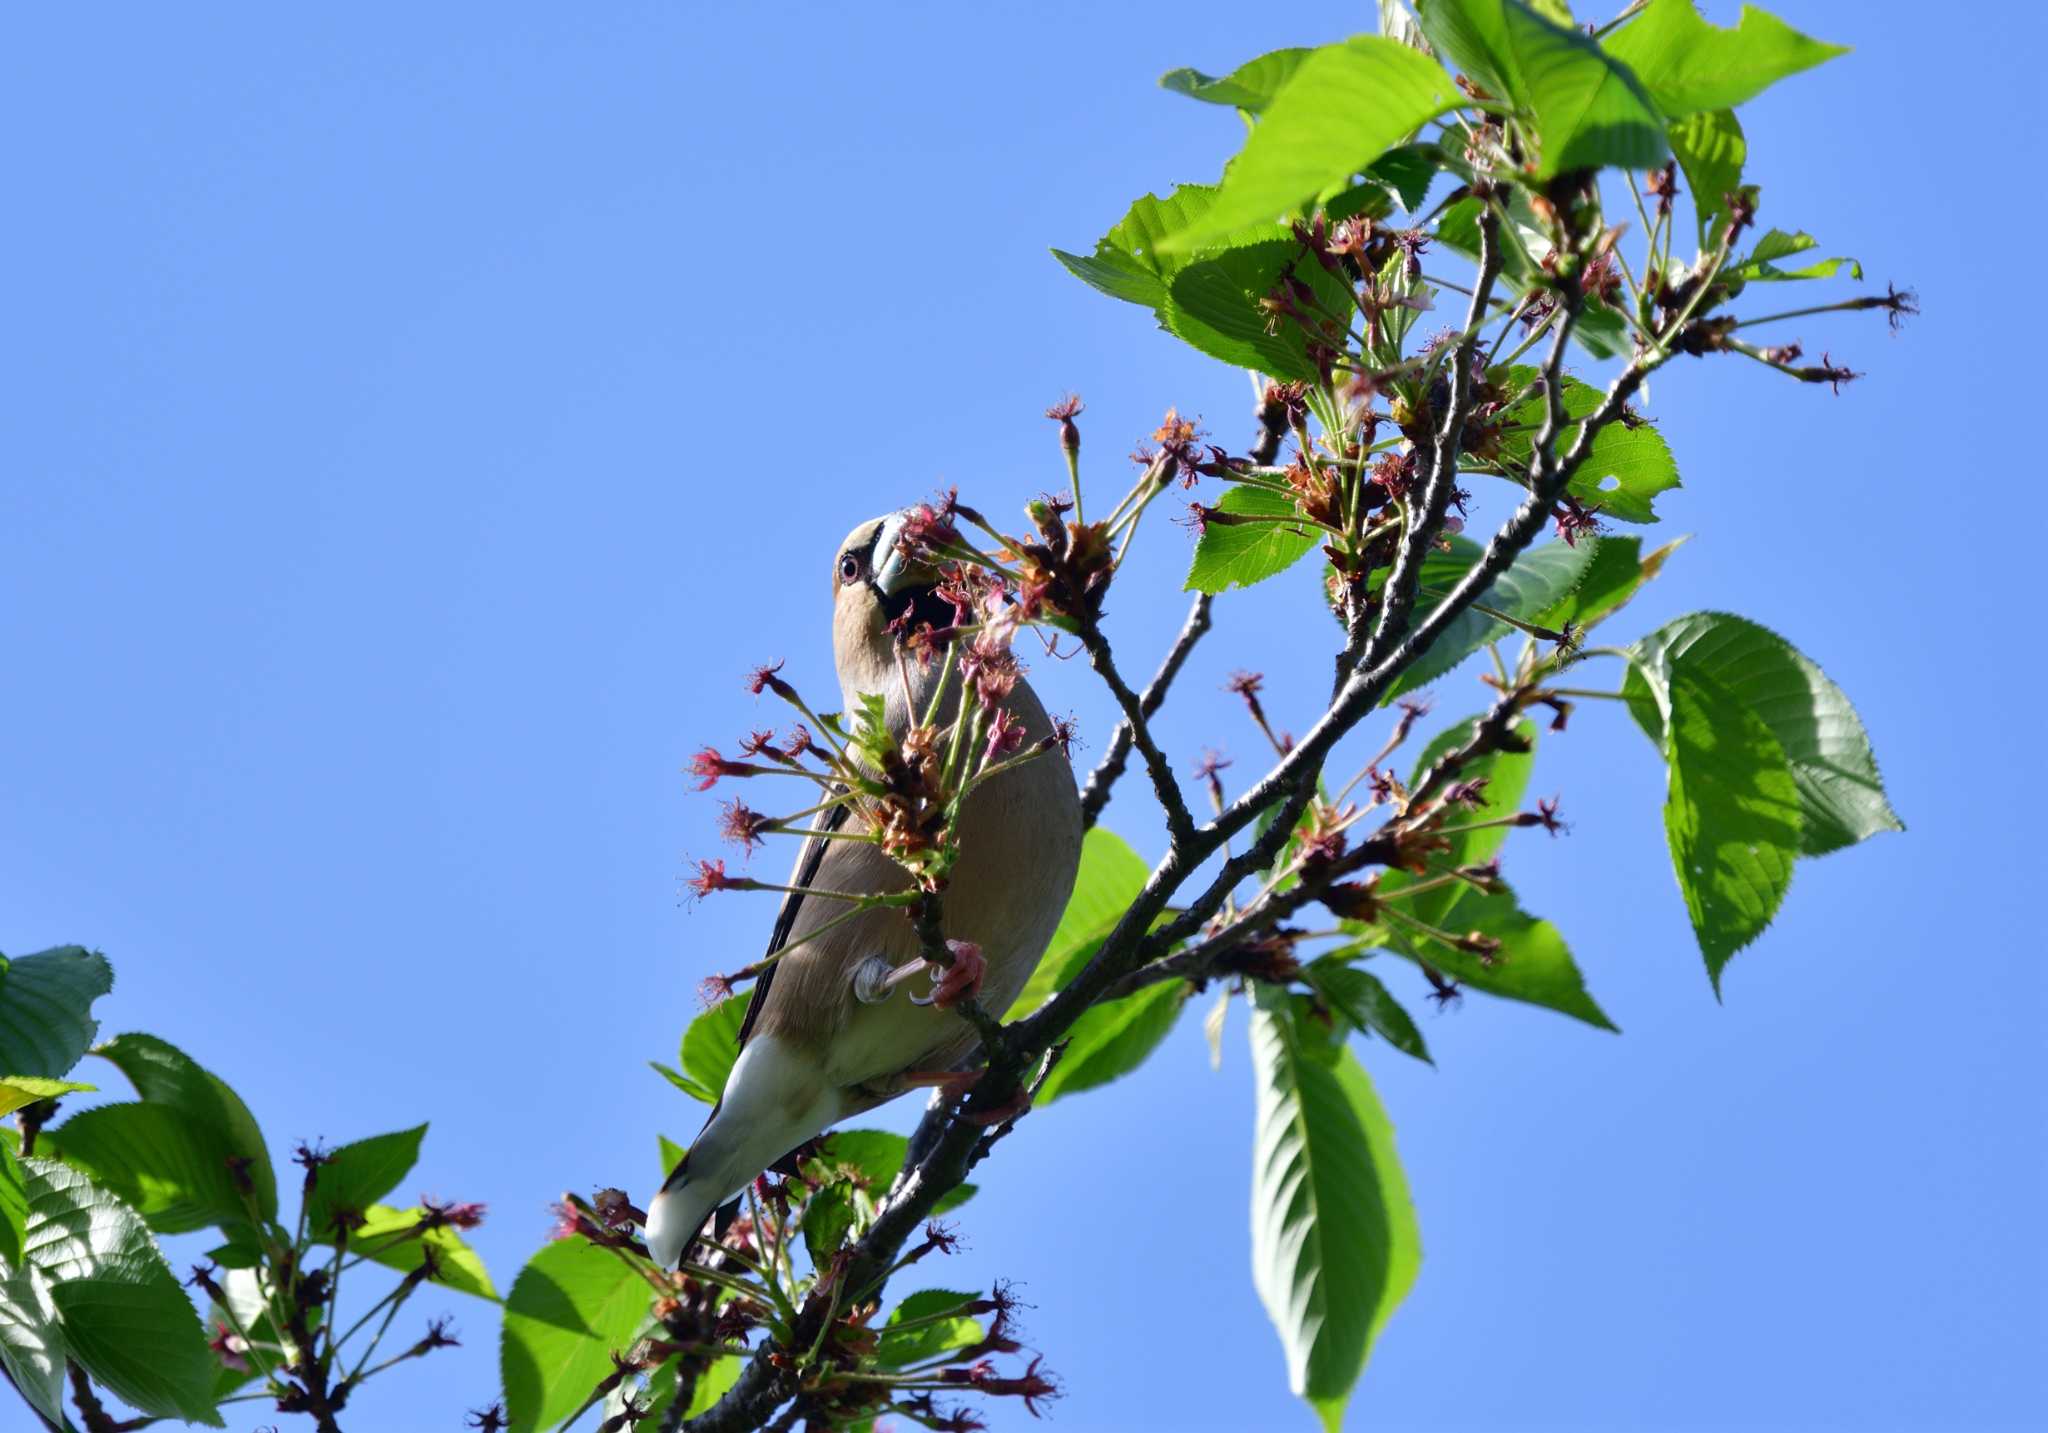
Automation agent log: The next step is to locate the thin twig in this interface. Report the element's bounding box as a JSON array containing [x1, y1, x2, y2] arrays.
[[1077, 593, 1211, 828]]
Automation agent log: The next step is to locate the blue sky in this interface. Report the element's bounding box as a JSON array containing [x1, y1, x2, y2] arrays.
[[2, 3, 2038, 1430]]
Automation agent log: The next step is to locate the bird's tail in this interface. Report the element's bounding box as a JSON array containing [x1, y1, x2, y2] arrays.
[[644, 1032, 841, 1267]]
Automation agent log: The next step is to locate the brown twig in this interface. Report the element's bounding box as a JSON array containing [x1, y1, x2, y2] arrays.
[[1078, 592, 1212, 829]]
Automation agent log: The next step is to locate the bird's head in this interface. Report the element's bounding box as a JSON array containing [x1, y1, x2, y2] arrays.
[[831, 510, 958, 698]]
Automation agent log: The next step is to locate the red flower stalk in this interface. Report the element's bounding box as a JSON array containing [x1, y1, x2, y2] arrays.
[[744, 659, 792, 699], [1050, 715, 1080, 760], [1045, 394, 1083, 458], [420, 1196, 487, 1230], [958, 631, 1021, 712], [685, 858, 739, 901], [898, 493, 963, 564], [687, 746, 756, 790], [983, 708, 1026, 766], [546, 1201, 583, 1242], [1552, 496, 1602, 547], [718, 798, 772, 852], [208, 1322, 250, 1373]]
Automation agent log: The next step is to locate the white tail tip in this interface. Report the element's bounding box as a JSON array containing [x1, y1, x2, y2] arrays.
[[643, 1184, 696, 1268]]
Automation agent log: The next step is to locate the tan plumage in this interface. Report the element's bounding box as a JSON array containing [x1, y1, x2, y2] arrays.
[[644, 511, 1082, 1265]]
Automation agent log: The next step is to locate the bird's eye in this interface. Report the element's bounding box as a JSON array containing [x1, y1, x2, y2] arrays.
[[839, 553, 862, 584]]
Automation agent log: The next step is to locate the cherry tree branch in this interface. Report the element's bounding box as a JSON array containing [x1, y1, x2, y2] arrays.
[[685, 253, 1682, 1433], [1078, 592, 1211, 830]]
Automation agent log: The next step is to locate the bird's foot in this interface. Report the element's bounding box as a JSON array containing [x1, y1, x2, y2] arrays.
[[851, 955, 930, 1004], [910, 940, 986, 1010], [897, 1066, 1032, 1126], [899, 1067, 984, 1100], [961, 1083, 1033, 1127]]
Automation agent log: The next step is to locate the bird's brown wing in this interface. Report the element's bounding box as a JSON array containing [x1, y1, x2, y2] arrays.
[[735, 799, 850, 1050]]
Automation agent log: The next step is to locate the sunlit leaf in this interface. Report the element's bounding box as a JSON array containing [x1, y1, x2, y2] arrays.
[[1161, 38, 1461, 251], [1035, 969, 1188, 1105], [0, 947, 114, 1079], [500, 1237, 652, 1431], [1166, 238, 1358, 380], [680, 996, 750, 1107], [18, 1158, 222, 1424], [1303, 959, 1432, 1064], [1646, 663, 1803, 986], [1603, 0, 1848, 118], [304, 1125, 426, 1238], [0, 1255, 65, 1427], [1249, 990, 1420, 1432], [879, 1289, 984, 1367], [1384, 882, 1616, 1029], [1160, 48, 1313, 112], [1416, 0, 1666, 176], [1669, 108, 1745, 247], [1006, 827, 1148, 1018], [1625, 611, 1899, 858], [1531, 533, 1685, 634], [1386, 534, 1597, 699], [1185, 484, 1321, 596], [0, 1076, 92, 1119]]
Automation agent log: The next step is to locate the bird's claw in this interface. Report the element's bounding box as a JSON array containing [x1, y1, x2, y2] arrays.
[[910, 940, 986, 1009], [852, 955, 930, 1004]]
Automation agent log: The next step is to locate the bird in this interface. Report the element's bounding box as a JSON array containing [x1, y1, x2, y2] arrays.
[[644, 508, 1083, 1267]]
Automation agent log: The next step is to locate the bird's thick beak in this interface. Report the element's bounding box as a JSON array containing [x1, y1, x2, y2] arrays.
[[868, 511, 921, 597]]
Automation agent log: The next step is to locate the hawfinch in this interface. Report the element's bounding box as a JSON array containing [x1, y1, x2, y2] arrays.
[[645, 509, 1083, 1266]]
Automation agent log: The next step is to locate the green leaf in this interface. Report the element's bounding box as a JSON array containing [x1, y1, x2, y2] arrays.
[[1248, 991, 1420, 1432], [1416, 0, 1667, 176], [90, 1032, 278, 1222], [1160, 48, 1313, 112], [1388, 534, 1597, 699], [18, 1157, 223, 1424], [1035, 974, 1187, 1105], [1625, 611, 1899, 857], [1052, 184, 1221, 314], [40, 1103, 250, 1235], [680, 996, 750, 1107], [1165, 238, 1358, 380], [810, 1129, 974, 1215], [1531, 533, 1684, 634], [304, 1125, 426, 1237], [1602, 0, 1848, 118], [878, 1289, 984, 1367], [1381, 714, 1537, 930], [1185, 484, 1321, 596], [1366, 143, 1441, 212], [1303, 959, 1432, 1064], [500, 1236, 653, 1432], [0, 1140, 24, 1267], [0, 1256, 65, 1427], [1386, 883, 1616, 1030], [0, 1076, 93, 1118], [321, 1203, 498, 1300], [1007, 827, 1149, 1019], [0, 946, 114, 1079], [1161, 38, 1462, 252], [650, 1059, 716, 1104], [1727, 228, 1861, 283], [1493, 367, 1682, 522], [801, 1178, 859, 1269], [1669, 108, 1745, 247], [657, 1134, 687, 1179], [1650, 664, 1803, 986]]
